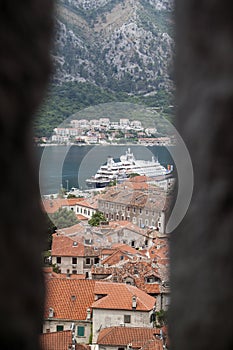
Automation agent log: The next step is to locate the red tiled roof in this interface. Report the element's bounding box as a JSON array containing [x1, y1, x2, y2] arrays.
[[92, 282, 156, 311], [77, 200, 98, 209], [97, 327, 161, 346], [101, 250, 130, 266], [44, 279, 95, 320], [144, 284, 160, 294], [128, 175, 149, 183], [42, 198, 83, 214], [40, 330, 72, 350], [77, 214, 89, 221], [51, 234, 85, 257], [112, 243, 146, 256], [59, 273, 86, 280], [141, 339, 163, 350], [56, 223, 84, 236], [75, 345, 90, 350]]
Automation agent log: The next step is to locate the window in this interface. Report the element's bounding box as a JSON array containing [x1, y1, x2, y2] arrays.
[[72, 270, 77, 274], [57, 325, 64, 332], [77, 207, 79, 213], [77, 326, 85, 337], [86, 258, 90, 264], [139, 208, 142, 214], [56, 257, 61, 264], [72, 257, 77, 264], [131, 240, 135, 247], [124, 315, 131, 323], [133, 207, 136, 213], [94, 257, 99, 264], [146, 210, 148, 215]]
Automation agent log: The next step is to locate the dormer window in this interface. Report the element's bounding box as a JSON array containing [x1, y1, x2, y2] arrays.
[[146, 276, 160, 283]]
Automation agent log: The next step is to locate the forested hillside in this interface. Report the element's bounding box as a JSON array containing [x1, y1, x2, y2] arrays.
[[35, 0, 174, 137]]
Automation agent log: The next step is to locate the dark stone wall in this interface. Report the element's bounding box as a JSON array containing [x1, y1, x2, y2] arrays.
[[170, 1, 233, 349], [0, 1, 53, 349]]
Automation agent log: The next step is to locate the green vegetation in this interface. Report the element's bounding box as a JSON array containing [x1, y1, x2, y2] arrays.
[[156, 309, 168, 327], [138, 1, 174, 38], [88, 211, 107, 226], [50, 207, 79, 229], [34, 81, 174, 138]]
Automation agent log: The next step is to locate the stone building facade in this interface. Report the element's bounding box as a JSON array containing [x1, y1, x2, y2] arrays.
[[98, 186, 168, 233]]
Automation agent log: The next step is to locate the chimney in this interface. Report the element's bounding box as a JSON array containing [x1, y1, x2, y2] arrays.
[[132, 295, 137, 309], [48, 307, 54, 318], [86, 307, 91, 320]]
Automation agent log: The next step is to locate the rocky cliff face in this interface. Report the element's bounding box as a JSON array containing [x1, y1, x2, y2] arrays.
[[53, 0, 174, 94]]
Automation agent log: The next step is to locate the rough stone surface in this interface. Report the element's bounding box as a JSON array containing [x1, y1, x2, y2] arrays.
[[0, 1, 53, 349], [170, 1, 233, 349]]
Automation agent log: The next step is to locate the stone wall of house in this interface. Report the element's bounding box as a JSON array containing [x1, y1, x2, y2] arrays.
[[43, 320, 91, 344], [92, 309, 153, 343], [52, 256, 83, 274]]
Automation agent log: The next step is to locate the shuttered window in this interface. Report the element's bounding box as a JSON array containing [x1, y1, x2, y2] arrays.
[[77, 326, 85, 337]]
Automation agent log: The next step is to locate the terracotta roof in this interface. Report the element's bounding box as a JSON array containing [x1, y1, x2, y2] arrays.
[[141, 339, 163, 350], [144, 284, 160, 294], [98, 185, 167, 210], [56, 223, 85, 236], [128, 175, 149, 183], [51, 234, 85, 257], [97, 327, 161, 346], [77, 199, 98, 210], [40, 330, 72, 350], [59, 273, 86, 280], [103, 221, 146, 236], [92, 282, 156, 311], [44, 279, 95, 320], [101, 248, 116, 256], [112, 243, 146, 256], [75, 345, 90, 350], [42, 198, 83, 214], [77, 214, 89, 221], [101, 250, 131, 266]]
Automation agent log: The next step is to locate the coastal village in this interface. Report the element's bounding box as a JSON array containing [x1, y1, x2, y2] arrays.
[[40, 171, 173, 349], [37, 117, 175, 146]]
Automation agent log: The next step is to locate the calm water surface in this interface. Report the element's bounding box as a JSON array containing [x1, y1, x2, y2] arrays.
[[37, 145, 174, 195]]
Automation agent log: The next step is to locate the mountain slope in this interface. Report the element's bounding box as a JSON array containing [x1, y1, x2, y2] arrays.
[[53, 0, 174, 94], [35, 0, 174, 138]]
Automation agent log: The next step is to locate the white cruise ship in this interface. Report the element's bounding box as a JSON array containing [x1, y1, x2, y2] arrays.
[[85, 148, 173, 188]]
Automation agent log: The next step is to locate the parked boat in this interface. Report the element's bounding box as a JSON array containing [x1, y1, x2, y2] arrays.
[[85, 148, 173, 188]]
